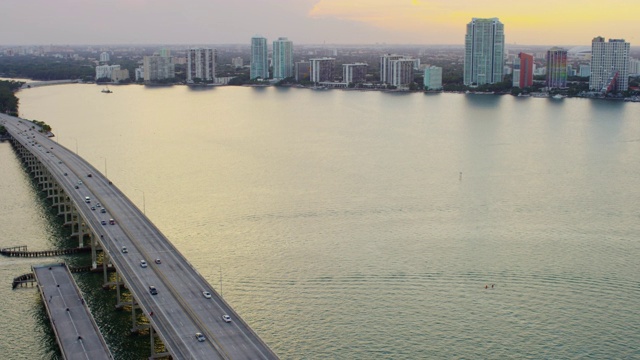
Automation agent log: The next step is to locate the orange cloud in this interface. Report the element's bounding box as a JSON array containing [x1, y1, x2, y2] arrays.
[[308, 0, 640, 44]]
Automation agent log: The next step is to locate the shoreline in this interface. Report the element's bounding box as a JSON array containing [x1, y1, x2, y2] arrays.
[[8, 77, 638, 102]]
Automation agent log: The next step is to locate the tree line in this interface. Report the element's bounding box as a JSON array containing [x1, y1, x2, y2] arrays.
[[0, 80, 23, 116]]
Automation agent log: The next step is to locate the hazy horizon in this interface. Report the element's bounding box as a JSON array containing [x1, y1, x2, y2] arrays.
[[1, 0, 638, 47]]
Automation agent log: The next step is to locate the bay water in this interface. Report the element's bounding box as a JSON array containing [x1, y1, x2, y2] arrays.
[[1, 84, 639, 359]]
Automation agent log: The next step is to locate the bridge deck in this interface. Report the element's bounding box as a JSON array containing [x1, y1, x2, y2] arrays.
[[33, 263, 113, 360], [3, 112, 278, 359]]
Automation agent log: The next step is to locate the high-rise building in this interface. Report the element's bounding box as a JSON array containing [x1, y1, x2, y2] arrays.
[[546, 47, 568, 89], [295, 61, 310, 82], [343, 63, 368, 84], [380, 54, 404, 84], [95, 64, 123, 80], [579, 65, 591, 77], [187, 48, 217, 83], [390, 58, 415, 87], [100, 52, 110, 62], [423, 66, 443, 90], [250, 36, 269, 80], [512, 63, 521, 88], [518, 52, 534, 88], [272, 37, 293, 79], [629, 58, 640, 76], [464, 18, 505, 86], [143, 55, 175, 82], [310, 58, 335, 83], [589, 37, 630, 92]]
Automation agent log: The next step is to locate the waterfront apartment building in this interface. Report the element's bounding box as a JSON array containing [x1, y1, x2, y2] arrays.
[[630, 58, 640, 76], [390, 58, 416, 87], [295, 61, 310, 82], [579, 65, 591, 78], [187, 48, 217, 83], [95, 64, 128, 82], [464, 18, 505, 86], [99, 52, 110, 62], [512, 63, 521, 88], [143, 55, 175, 82], [380, 54, 405, 84], [250, 36, 269, 79], [518, 52, 534, 88], [589, 37, 630, 92], [95, 64, 116, 80], [273, 37, 294, 79], [343, 63, 368, 84], [546, 47, 568, 89], [423, 66, 443, 90], [310, 58, 335, 83]]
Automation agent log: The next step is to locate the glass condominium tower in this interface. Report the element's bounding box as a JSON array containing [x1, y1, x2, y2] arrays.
[[250, 36, 269, 80], [464, 18, 505, 86], [272, 37, 293, 80]]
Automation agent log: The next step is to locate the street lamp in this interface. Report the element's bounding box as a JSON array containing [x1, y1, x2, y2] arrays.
[[135, 188, 145, 214], [99, 156, 107, 177], [68, 137, 78, 154]]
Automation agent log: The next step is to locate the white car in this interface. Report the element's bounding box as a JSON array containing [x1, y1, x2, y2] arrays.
[[202, 291, 212, 299], [140, 260, 147, 268], [121, 246, 128, 253], [195, 332, 205, 342], [221, 315, 231, 323]]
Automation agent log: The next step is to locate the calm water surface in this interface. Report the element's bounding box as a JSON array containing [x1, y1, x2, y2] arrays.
[[1, 84, 640, 359]]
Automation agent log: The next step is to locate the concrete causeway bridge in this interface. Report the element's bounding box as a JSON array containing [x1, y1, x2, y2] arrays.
[[1, 114, 278, 360]]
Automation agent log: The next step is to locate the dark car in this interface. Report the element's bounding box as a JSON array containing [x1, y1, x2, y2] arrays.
[[101, 220, 107, 225], [149, 286, 158, 295], [87, 174, 92, 177]]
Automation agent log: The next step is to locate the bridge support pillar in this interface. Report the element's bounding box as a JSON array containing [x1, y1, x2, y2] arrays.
[[103, 250, 110, 285], [91, 233, 97, 269]]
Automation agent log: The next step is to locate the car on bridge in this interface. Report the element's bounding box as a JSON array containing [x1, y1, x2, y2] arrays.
[[202, 291, 212, 299], [101, 220, 107, 225], [121, 246, 128, 253], [109, 219, 115, 225], [155, 258, 161, 264], [101, 208, 106, 213], [140, 260, 148, 268], [222, 315, 232, 323], [149, 286, 158, 295], [195, 333, 205, 342]]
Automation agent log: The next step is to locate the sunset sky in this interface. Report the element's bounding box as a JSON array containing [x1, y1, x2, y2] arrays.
[[1, 0, 638, 46]]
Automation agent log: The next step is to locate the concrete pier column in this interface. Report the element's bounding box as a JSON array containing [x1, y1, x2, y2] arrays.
[[150, 325, 155, 356], [91, 233, 97, 269], [115, 272, 121, 307], [103, 250, 109, 285]]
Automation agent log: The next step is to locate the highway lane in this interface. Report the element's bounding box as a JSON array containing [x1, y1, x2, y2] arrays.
[[2, 114, 278, 360], [2, 116, 224, 359]]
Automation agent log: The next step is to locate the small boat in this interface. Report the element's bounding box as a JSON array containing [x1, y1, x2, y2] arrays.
[[101, 86, 112, 93], [552, 94, 565, 99]]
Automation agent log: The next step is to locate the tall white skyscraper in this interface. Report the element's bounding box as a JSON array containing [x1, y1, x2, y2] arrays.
[[250, 36, 269, 80], [272, 37, 293, 79], [464, 18, 505, 86], [187, 48, 217, 83], [589, 37, 630, 92]]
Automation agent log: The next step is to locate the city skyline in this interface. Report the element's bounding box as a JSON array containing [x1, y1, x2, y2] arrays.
[[0, 0, 638, 46]]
